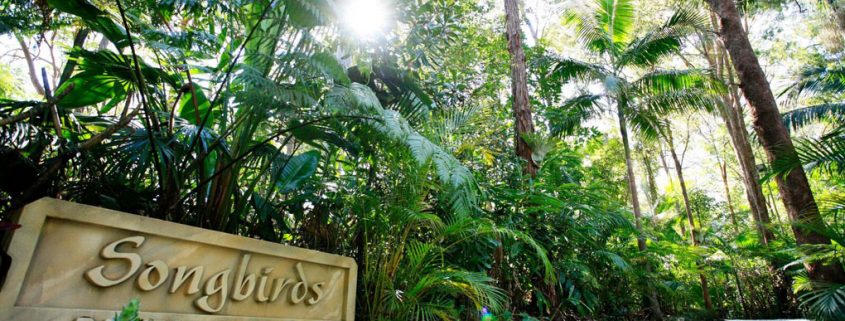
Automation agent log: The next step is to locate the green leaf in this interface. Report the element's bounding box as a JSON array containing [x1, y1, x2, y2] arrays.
[[311, 52, 351, 85], [56, 75, 121, 109], [548, 58, 607, 85], [547, 94, 601, 137], [47, 0, 103, 20], [113, 298, 140, 321], [99, 88, 127, 113], [286, 0, 332, 28], [89, 16, 129, 48], [274, 150, 320, 193], [782, 60, 845, 100], [291, 123, 360, 156], [47, 0, 129, 48], [178, 83, 214, 125], [781, 102, 845, 132]]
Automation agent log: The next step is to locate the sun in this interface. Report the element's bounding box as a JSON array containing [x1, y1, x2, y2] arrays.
[[340, 0, 392, 41]]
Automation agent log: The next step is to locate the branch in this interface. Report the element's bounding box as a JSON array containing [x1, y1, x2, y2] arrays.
[[0, 84, 75, 126], [77, 107, 140, 150], [15, 34, 45, 96]]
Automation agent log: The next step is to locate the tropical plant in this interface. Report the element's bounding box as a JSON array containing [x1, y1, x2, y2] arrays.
[[4, 0, 845, 320], [770, 58, 845, 321], [0, 1, 506, 319], [539, 0, 716, 315], [114, 299, 141, 321], [774, 60, 845, 177]]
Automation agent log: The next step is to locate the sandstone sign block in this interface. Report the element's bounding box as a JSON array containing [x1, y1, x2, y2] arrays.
[[0, 198, 357, 321]]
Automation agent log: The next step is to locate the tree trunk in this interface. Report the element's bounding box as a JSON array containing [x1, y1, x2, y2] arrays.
[[504, 0, 537, 177], [733, 267, 750, 318], [707, 0, 845, 284], [702, 17, 796, 314], [666, 130, 714, 311], [617, 107, 664, 320], [59, 29, 89, 86], [722, 111, 797, 316], [723, 57, 775, 245], [640, 145, 660, 226], [703, 10, 774, 245], [719, 160, 739, 230]]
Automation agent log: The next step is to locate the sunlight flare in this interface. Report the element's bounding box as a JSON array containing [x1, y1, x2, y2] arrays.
[[340, 0, 392, 41]]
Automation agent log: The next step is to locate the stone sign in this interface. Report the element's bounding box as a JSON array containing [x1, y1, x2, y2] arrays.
[[0, 198, 357, 321]]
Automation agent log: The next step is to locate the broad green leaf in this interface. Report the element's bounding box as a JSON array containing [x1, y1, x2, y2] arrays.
[[275, 150, 320, 193], [99, 88, 127, 113], [56, 75, 121, 109], [47, 0, 129, 48], [47, 0, 103, 20], [178, 83, 215, 125], [286, 0, 332, 28]]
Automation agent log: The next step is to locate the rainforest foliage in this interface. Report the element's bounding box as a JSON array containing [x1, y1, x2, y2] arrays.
[[1, 0, 845, 320]]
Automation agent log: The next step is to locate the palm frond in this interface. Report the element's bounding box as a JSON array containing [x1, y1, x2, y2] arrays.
[[632, 69, 723, 95], [373, 65, 436, 124], [616, 8, 705, 68], [781, 102, 845, 132], [794, 136, 845, 174], [781, 61, 845, 101], [330, 83, 479, 216], [625, 105, 664, 141], [616, 35, 680, 68], [794, 273, 845, 321], [635, 88, 718, 115], [596, 0, 634, 47], [408, 270, 507, 312], [546, 94, 603, 137], [595, 250, 632, 271], [563, 1, 622, 55], [489, 223, 556, 282], [768, 136, 845, 178], [547, 58, 609, 86]]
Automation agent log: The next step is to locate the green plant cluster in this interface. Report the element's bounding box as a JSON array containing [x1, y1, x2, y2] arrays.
[[1, 0, 845, 320]]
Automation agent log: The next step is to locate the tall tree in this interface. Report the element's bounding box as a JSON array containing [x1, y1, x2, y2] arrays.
[[664, 127, 714, 311], [705, 0, 845, 284], [698, 27, 795, 315], [699, 28, 775, 246], [504, 0, 538, 176]]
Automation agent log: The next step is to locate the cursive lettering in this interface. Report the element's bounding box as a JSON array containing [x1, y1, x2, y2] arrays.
[[83, 236, 338, 314], [84, 236, 144, 287]]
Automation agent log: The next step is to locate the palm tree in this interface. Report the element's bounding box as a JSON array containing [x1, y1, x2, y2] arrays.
[[543, 0, 717, 316]]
